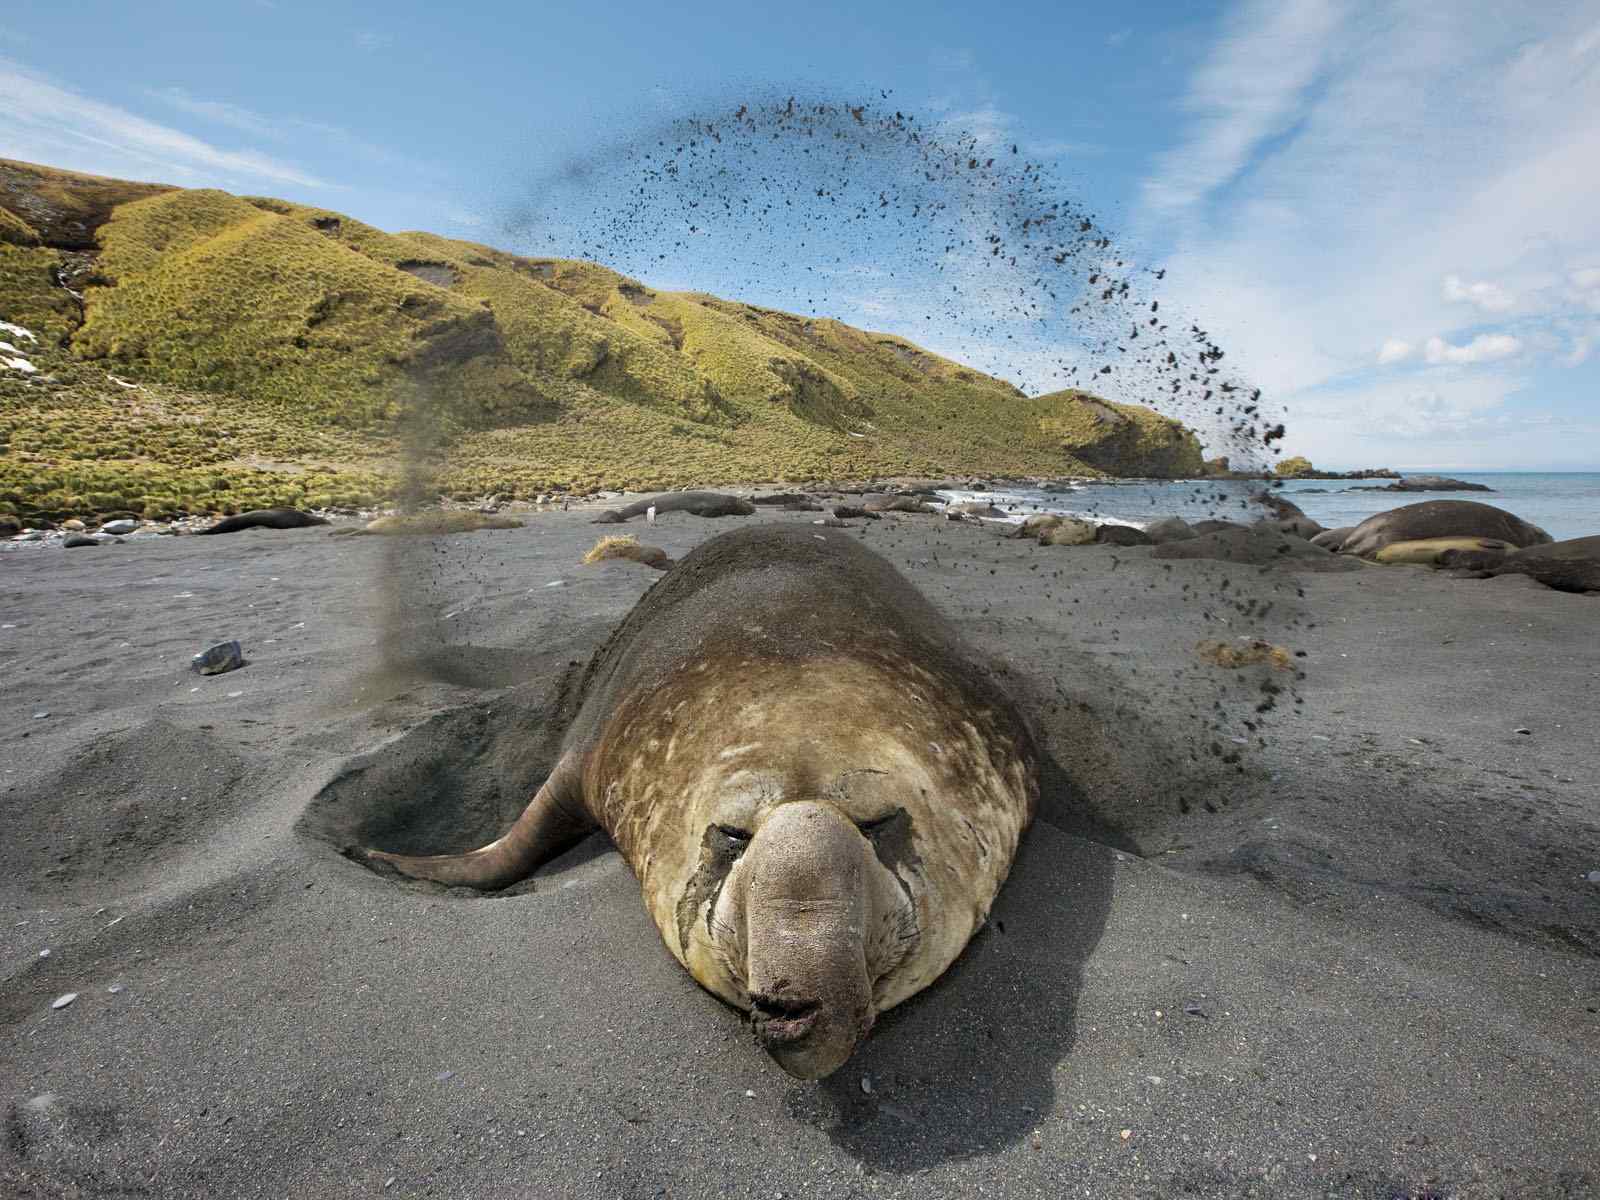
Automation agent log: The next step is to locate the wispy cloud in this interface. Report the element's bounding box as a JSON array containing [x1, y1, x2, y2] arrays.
[[1139, 0, 1343, 221], [0, 58, 331, 188], [1135, 1, 1600, 465], [354, 30, 394, 53], [148, 85, 405, 168], [150, 86, 283, 139]]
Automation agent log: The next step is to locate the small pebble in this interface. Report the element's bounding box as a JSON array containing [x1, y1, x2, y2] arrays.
[[435, 1070, 455, 1083], [744, 1089, 756, 1098], [1584, 871, 1600, 884], [860, 1075, 872, 1095], [38, 948, 50, 958], [32, 711, 49, 720], [1120, 1129, 1133, 1140], [51, 993, 78, 1010], [1514, 727, 1532, 735], [108, 984, 124, 994]]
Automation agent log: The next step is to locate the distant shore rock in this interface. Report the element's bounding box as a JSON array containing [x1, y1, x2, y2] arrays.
[[1349, 475, 1494, 493]]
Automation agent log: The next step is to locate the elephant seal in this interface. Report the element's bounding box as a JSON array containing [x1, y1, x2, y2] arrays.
[[1339, 500, 1551, 560], [592, 492, 755, 524], [1255, 515, 1326, 540], [1372, 537, 1513, 566], [1094, 524, 1153, 547], [1144, 517, 1197, 544], [362, 525, 1038, 1079], [1487, 536, 1600, 594], [195, 508, 328, 535], [862, 495, 935, 514], [331, 512, 522, 537], [1310, 526, 1354, 552]]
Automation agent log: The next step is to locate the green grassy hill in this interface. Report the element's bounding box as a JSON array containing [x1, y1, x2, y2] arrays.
[[1, 158, 1204, 522]]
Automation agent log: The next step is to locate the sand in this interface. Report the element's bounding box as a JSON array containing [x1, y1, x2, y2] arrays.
[[3, 505, 1597, 1199]]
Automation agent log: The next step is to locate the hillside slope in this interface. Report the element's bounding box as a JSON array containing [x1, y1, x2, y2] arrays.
[[1, 159, 1202, 521]]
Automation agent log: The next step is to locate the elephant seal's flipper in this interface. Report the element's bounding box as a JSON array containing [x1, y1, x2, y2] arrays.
[[364, 752, 593, 890]]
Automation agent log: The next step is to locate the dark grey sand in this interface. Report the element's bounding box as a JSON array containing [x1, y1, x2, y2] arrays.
[[3, 507, 1597, 1198]]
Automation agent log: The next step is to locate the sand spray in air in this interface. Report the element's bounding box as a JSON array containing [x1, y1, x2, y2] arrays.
[[372, 89, 1309, 784]]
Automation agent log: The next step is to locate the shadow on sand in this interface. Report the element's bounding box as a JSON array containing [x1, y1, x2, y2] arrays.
[[781, 741, 1120, 1171]]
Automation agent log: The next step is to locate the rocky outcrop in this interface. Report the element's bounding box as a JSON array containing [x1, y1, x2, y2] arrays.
[[1352, 475, 1493, 493], [1034, 392, 1204, 479]]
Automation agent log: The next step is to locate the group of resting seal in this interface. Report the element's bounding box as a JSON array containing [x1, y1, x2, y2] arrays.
[[362, 525, 1038, 1079]]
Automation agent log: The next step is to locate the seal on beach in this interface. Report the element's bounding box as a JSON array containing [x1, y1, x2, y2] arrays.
[[1486, 535, 1600, 594], [592, 492, 755, 524], [1338, 500, 1551, 560], [1372, 537, 1513, 566], [862, 495, 935, 514], [1310, 526, 1354, 552], [331, 511, 522, 537], [361, 525, 1038, 1080], [195, 508, 329, 535]]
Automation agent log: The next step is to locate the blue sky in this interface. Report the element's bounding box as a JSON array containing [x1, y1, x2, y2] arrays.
[[3, 0, 1598, 469]]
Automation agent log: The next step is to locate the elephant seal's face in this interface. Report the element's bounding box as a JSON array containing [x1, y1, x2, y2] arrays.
[[605, 656, 1031, 1080], [681, 797, 923, 1079]]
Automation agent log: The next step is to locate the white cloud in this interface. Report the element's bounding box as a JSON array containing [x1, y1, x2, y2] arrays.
[[1423, 333, 1522, 364], [1135, 1, 1600, 465], [150, 86, 281, 139], [1571, 266, 1600, 310], [0, 58, 330, 188], [354, 31, 393, 52], [1377, 337, 1413, 364], [1139, 0, 1343, 220], [147, 85, 407, 171], [1442, 274, 1515, 312]]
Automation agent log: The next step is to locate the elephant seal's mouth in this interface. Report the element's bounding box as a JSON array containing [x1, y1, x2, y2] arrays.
[[750, 994, 819, 1045]]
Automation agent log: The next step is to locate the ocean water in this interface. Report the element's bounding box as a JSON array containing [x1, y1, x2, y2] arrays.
[[939, 472, 1600, 543]]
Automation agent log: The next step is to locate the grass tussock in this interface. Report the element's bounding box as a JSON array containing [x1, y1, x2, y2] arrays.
[[583, 533, 673, 570], [1195, 639, 1294, 671]]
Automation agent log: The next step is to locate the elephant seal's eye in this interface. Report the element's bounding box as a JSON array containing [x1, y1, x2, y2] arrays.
[[715, 825, 753, 846], [856, 813, 898, 838]]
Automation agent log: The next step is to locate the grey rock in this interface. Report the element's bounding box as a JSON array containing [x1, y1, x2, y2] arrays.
[[192, 640, 245, 675]]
